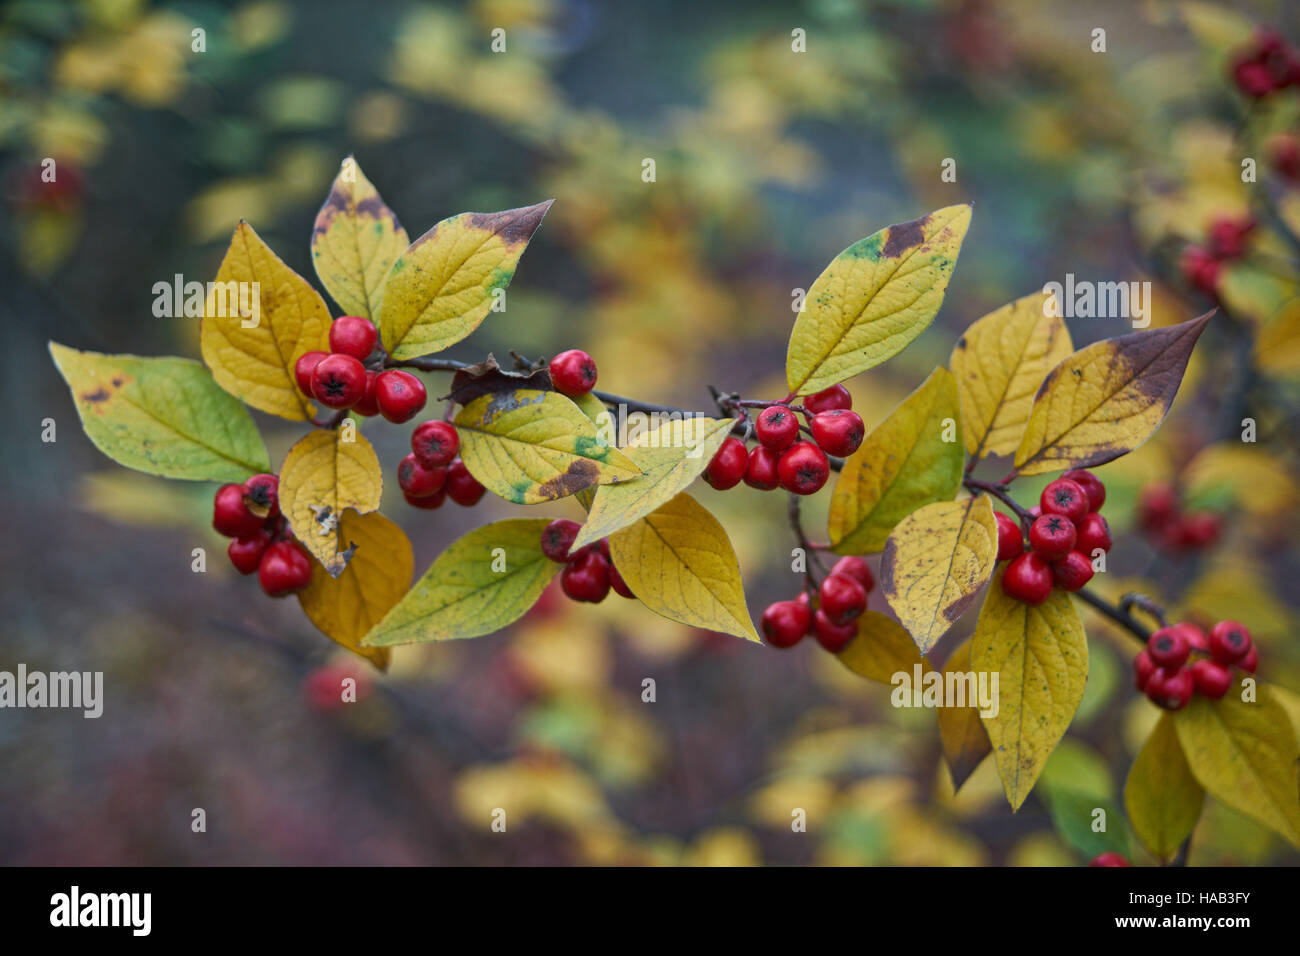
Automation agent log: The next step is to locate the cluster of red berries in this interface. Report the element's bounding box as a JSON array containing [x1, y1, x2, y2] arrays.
[[998, 470, 1111, 605], [397, 419, 485, 510], [293, 315, 428, 422], [1135, 620, 1257, 710], [760, 555, 874, 653], [1135, 482, 1221, 554], [540, 519, 634, 603], [1230, 28, 1300, 98], [1180, 214, 1255, 299], [702, 384, 865, 497], [212, 473, 313, 597]]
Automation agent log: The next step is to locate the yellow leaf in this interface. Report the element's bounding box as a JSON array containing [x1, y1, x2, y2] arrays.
[[971, 567, 1088, 810], [572, 416, 735, 550], [608, 492, 759, 643], [828, 367, 962, 554], [200, 221, 333, 421], [454, 389, 641, 504], [1254, 299, 1300, 378], [837, 610, 929, 685], [278, 428, 383, 575], [1173, 688, 1300, 847], [1181, 444, 1300, 517], [379, 200, 552, 359], [950, 291, 1073, 459], [311, 157, 409, 320], [1013, 312, 1212, 475], [786, 204, 971, 395], [297, 510, 413, 670], [936, 642, 992, 792], [881, 496, 997, 653], [364, 519, 559, 645], [1124, 713, 1204, 861]]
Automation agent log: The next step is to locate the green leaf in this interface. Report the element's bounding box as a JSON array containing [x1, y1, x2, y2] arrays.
[[609, 492, 759, 643], [1125, 713, 1204, 861], [379, 201, 552, 360], [786, 204, 972, 396], [828, 367, 963, 554], [363, 519, 559, 645], [971, 567, 1089, 811], [879, 495, 998, 653], [1172, 687, 1300, 847], [453, 388, 641, 504], [311, 156, 409, 320], [1042, 788, 1132, 861], [49, 343, 270, 482], [571, 416, 735, 550], [1013, 312, 1213, 475]]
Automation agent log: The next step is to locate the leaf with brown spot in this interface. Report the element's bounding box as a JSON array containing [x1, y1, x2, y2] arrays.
[[452, 388, 641, 504], [50, 343, 270, 482], [880, 495, 998, 653], [311, 157, 409, 320], [1013, 311, 1213, 476]]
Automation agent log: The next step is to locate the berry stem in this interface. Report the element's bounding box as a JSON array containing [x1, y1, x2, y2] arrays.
[[788, 493, 830, 579], [1074, 588, 1152, 643], [963, 477, 1033, 530], [1120, 592, 1168, 628]]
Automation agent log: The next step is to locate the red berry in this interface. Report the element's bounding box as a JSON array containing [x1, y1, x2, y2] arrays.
[[1040, 478, 1089, 523], [258, 540, 313, 597], [1171, 621, 1210, 653], [1146, 666, 1194, 711], [328, 315, 379, 361], [819, 573, 867, 626], [755, 405, 799, 451], [1180, 244, 1221, 297], [1050, 550, 1094, 592], [1208, 620, 1252, 665], [549, 349, 598, 396], [541, 519, 582, 562], [777, 441, 830, 496], [1029, 513, 1077, 560], [561, 550, 610, 602], [761, 600, 811, 648], [1088, 852, 1131, 867], [829, 555, 874, 593], [744, 445, 781, 490], [795, 590, 812, 608], [228, 528, 272, 575], [1178, 512, 1221, 549], [242, 473, 279, 519], [311, 353, 368, 409], [404, 489, 445, 510], [1207, 215, 1255, 261], [994, 512, 1024, 562], [810, 409, 865, 458], [1148, 626, 1190, 669], [398, 453, 446, 498], [1074, 512, 1112, 556], [1134, 650, 1156, 691], [1061, 469, 1105, 512], [374, 369, 427, 423], [1137, 482, 1178, 530], [352, 371, 381, 417], [213, 483, 264, 538], [703, 437, 748, 490], [803, 384, 852, 415], [1192, 659, 1232, 700], [608, 561, 635, 599], [445, 459, 486, 506], [1238, 646, 1258, 673], [1269, 133, 1300, 181], [1233, 58, 1275, 97], [813, 610, 857, 653], [294, 350, 329, 395], [411, 420, 459, 468], [1002, 552, 1053, 604]]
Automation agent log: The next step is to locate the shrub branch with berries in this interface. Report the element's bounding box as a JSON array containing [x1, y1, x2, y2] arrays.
[[50, 157, 1300, 856]]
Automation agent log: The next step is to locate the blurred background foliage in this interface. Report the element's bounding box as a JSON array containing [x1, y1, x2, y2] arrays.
[[2, 0, 1299, 865]]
